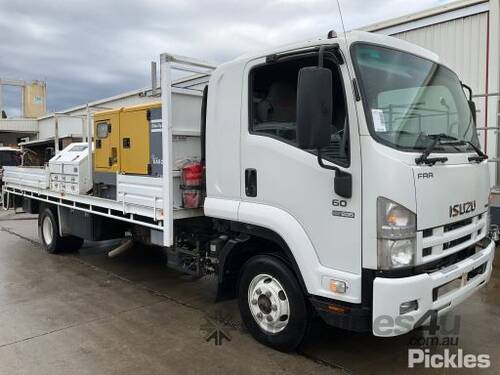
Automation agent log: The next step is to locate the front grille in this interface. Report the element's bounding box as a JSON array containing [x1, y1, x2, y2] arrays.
[[420, 213, 486, 260], [443, 234, 472, 250], [423, 228, 433, 238], [444, 218, 473, 233]]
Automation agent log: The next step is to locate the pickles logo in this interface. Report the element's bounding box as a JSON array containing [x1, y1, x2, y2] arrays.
[[449, 201, 476, 218], [409, 349, 490, 369]]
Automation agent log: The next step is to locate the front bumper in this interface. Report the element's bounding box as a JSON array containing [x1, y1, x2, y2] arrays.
[[372, 238, 495, 337]]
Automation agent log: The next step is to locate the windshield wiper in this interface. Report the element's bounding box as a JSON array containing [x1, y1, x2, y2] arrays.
[[443, 139, 488, 163], [466, 142, 488, 163], [428, 134, 487, 162], [415, 133, 449, 166], [415, 133, 487, 165]]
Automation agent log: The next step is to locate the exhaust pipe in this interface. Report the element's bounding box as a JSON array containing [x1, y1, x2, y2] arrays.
[[108, 239, 134, 258]]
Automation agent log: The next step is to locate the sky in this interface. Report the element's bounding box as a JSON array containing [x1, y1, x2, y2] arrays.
[[0, 0, 454, 117]]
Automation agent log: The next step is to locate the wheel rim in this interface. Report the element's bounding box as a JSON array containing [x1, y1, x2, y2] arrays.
[[42, 216, 54, 245], [248, 273, 290, 334]]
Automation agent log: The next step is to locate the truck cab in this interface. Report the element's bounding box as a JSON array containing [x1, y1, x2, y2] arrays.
[[204, 30, 495, 348]]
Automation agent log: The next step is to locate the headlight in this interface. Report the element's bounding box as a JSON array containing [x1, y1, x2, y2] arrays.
[[377, 197, 416, 270]]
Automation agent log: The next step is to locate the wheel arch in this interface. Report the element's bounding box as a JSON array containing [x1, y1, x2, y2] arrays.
[[207, 198, 362, 304], [217, 223, 308, 301]]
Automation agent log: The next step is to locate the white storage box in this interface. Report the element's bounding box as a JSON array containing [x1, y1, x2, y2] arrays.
[[48, 143, 91, 194]]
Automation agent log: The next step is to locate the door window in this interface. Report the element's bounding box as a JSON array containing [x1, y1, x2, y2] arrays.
[[249, 55, 350, 166]]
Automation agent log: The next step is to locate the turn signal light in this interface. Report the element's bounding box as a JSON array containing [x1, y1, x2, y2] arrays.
[[329, 279, 347, 294], [327, 304, 350, 314]]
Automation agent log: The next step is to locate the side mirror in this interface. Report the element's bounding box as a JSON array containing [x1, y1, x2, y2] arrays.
[[335, 171, 352, 199], [468, 100, 477, 124], [296, 67, 333, 149]]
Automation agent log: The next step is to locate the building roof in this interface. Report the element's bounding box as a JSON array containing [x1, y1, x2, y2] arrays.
[[0, 118, 38, 133], [361, 0, 489, 34]]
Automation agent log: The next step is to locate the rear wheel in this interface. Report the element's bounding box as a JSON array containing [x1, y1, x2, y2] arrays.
[[238, 255, 309, 352], [63, 236, 84, 251], [38, 207, 83, 254]]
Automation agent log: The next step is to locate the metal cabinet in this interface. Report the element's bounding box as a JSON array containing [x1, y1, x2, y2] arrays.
[[93, 102, 161, 176]]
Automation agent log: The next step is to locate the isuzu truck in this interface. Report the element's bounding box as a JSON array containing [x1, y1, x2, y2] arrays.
[[2, 30, 495, 352]]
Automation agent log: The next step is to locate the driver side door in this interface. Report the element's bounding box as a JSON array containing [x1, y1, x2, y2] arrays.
[[239, 52, 362, 276]]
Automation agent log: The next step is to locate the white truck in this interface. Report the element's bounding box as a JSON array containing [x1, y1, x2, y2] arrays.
[[2, 30, 495, 352]]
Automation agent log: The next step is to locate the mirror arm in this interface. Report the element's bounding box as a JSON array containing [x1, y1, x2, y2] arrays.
[[318, 149, 340, 172], [317, 148, 340, 172], [318, 46, 343, 68], [317, 149, 352, 199], [324, 50, 343, 66], [462, 82, 473, 101]]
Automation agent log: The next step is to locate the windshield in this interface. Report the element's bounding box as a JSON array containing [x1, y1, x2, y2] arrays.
[[352, 44, 479, 152], [0, 151, 20, 167]]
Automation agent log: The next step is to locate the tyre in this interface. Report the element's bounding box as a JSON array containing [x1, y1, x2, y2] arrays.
[[238, 255, 309, 352], [38, 207, 83, 254], [63, 236, 84, 252]]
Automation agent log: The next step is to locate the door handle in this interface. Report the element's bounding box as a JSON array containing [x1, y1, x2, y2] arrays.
[[245, 168, 257, 197]]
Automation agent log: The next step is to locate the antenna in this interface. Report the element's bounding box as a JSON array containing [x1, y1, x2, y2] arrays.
[[335, 0, 349, 45]]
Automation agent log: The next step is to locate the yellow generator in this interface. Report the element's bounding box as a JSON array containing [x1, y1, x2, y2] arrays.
[[93, 102, 161, 198]]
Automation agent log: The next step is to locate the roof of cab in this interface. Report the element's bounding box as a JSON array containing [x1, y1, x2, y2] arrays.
[[227, 30, 439, 66]]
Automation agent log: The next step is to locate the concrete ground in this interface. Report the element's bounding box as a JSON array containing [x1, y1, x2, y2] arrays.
[[0, 209, 498, 375]]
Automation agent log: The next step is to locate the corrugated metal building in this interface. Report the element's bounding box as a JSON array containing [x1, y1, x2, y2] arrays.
[[363, 0, 500, 185]]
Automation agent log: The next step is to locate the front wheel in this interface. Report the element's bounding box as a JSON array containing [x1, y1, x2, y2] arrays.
[[238, 255, 309, 352]]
